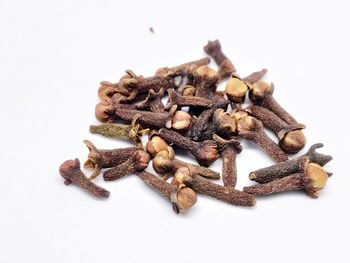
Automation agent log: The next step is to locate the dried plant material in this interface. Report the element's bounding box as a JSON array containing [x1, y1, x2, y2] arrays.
[[155, 57, 210, 77], [166, 88, 213, 109], [59, 159, 110, 198], [225, 77, 249, 103], [242, 68, 267, 84], [135, 88, 165, 113]]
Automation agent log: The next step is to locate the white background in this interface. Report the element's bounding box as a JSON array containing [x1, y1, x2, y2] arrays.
[[0, 0, 349, 262]]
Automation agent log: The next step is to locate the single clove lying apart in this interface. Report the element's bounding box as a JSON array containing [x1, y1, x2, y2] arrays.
[[249, 81, 298, 125], [249, 144, 333, 184], [83, 140, 137, 180], [174, 167, 256, 206], [137, 171, 197, 214], [247, 105, 306, 153], [213, 135, 242, 187], [244, 162, 328, 198], [59, 159, 110, 198], [158, 128, 219, 166], [203, 40, 235, 80], [236, 115, 288, 162], [152, 147, 220, 179]]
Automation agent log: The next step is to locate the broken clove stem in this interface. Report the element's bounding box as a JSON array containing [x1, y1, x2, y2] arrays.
[[301, 143, 333, 167], [59, 159, 110, 198], [242, 68, 268, 84]]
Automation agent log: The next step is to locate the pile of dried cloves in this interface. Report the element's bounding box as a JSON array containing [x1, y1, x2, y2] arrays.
[[59, 40, 333, 214]]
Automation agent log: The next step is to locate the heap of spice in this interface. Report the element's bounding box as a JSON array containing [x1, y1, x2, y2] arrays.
[[59, 40, 333, 214]]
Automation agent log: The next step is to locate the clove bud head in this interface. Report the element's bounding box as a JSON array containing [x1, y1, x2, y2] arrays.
[[98, 81, 117, 100], [146, 135, 169, 157], [95, 100, 115, 123], [237, 116, 263, 133], [225, 78, 249, 103], [280, 130, 306, 154], [173, 187, 197, 213], [134, 150, 151, 170], [195, 65, 218, 79], [172, 111, 192, 130], [59, 159, 80, 183], [182, 85, 196, 96], [213, 109, 236, 136], [152, 147, 175, 174], [249, 81, 273, 101], [173, 167, 192, 187], [196, 141, 219, 166], [303, 163, 328, 198]]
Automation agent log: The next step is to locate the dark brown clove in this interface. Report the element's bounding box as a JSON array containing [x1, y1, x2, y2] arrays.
[[59, 159, 110, 198], [236, 116, 288, 162], [135, 88, 165, 113], [166, 88, 213, 109], [203, 40, 236, 80], [213, 135, 242, 187], [249, 81, 297, 124], [98, 81, 118, 101], [158, 128, 219, 166], [242, 68, 268, 84], [152, 147, 220, 180], [174, 167, 256, 206], [83, 140, 137, 180], [117, 70, 176, 97], [137, 171, 197, 214], [249, 156, 309, 184], [213, 109, 237, 138], [189, 99, 229, 141], [247, 105, 306, 153], [155, 57, 210, 77], [146, 134, 170, 157], [244, 162, 328, 198], [103, 150, 150, 181]]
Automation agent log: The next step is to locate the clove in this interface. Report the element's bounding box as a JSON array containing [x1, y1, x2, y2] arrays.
[[174, 167, 256, 206], [155, 57, 210, 77], [158, 128, 219, 166], [135, 88, 165, 113], [59, 159, 110, 198], [166, 88, 213, 109], [192, 66, 219, 99], [83, 140, 137, 180], [137, 171, 197, 214], [301, 143, 333, 167], [244, 162, 328, 198], [103, 149, 150, 181], [225, 76, 250, 103], [249, 81, 298, 124], [236, 115, 288, 162], [152, 147, 220, 179], [213, 135, 242, 187], [203, 40, 235, 80], [247, 105, 306, 153], [98, 81, 118, 101]]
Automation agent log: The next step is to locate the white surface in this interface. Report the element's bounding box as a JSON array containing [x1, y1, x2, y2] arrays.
[[0, 0, 349, 262]]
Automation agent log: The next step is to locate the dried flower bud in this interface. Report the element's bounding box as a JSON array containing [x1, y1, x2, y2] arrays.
[[237, 116, 262, 132], [171, 111, 192, 130], [174, 187, 197, 213], [225, 78, 249, 103], [173, 167, 192, 187], [152, 147, 175, 174], [213, 109, 236, 136], [195, 65, 218, 79], [95, 100, 115, 123], [135, 150, 151, 170], [249, 81, 273, 101], [98, 81, 117, 100], [280, 130, 306, 154], [304, 163, 328, 198], [146, 136, 169, 157]]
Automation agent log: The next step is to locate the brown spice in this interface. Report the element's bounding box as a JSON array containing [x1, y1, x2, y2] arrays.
[[166, 88, 213, 109], [135, 88, 165, 113], [236, 116, 288, 162], [59, 159, 110, 198], [155, 57, 210, 77], [242, 68, 268, 84]]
